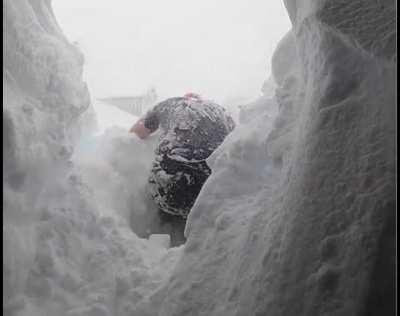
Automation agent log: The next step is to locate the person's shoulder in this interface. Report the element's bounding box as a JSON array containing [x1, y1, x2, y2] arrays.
[[207, 102, 235, 127], [202, 100, 229, 114], [200, 99, 222, 108], [158, 97, 185, 108], [166, 97, 185, 103]]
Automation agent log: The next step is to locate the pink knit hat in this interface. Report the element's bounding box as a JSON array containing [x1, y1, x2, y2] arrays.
[[184, 92, 202, 100]]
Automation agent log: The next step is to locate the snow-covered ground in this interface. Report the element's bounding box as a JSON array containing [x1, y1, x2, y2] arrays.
[[3, 0, 395, 315]]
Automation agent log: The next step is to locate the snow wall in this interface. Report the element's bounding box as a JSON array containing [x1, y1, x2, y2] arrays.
[[3, 0, 396, 316], [146, 1, 396, 315], [3, 1, 181, 316]]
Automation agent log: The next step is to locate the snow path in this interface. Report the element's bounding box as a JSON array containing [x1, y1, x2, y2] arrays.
[[65, 100, 185, 315]]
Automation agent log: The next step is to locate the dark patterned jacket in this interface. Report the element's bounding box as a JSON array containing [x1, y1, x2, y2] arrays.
[[144, 97, 235, 162], [143, 96, 235, 217]]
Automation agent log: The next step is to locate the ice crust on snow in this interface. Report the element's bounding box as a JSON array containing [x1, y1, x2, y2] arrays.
[[3, 0, 395, 316]]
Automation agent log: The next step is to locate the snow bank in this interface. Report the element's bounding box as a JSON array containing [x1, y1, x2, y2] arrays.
[[4, 0, 90, 311], [3, 1, 182, 316], [73, 127, 163, 236], [152, 1, 396, 315], [4, 0, 395, 315]]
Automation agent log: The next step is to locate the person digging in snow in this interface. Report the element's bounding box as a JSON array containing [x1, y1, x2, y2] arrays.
[[130, 93, 235, 246]]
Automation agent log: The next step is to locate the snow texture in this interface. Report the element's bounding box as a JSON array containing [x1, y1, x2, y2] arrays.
[[3, 2, 182, 316], [149, 1, 396, 315], [3, 0, 396, 315]]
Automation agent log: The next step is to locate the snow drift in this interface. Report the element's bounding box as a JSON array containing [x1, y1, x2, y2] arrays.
[[3, 1, 181, 316], [3, 0, 395, 316], [149, 1, 396, 316]]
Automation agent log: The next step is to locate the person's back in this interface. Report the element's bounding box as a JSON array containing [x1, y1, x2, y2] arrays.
[[130, 94, 235, 245], [146, 95, 235, 161]]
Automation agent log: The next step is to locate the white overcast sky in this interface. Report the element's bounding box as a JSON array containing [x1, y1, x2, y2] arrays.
[[52, 0, 291, 102]]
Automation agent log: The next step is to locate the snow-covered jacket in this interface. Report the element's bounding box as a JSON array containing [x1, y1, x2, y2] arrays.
[[143, 97, 235, 162]]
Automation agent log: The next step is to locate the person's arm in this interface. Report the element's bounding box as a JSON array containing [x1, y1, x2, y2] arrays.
[[129, 118, 151, 139], [129, 108, 160, 139]]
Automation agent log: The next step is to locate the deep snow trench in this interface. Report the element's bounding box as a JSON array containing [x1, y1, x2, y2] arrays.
[[3, 1, 280, 314], [4, 0, 395, 315], [70, 99, 186, 308], [68, 86, 281, 316], [55, 93, 278, 316]]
